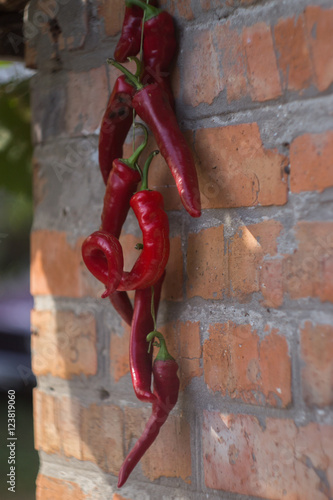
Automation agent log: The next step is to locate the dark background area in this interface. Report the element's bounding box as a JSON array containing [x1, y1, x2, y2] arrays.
[[0, 61, 39, 499]]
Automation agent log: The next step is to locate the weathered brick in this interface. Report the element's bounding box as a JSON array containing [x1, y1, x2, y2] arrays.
[[227, 220, 283, 301], [183, 29, 223, 106], [110, 321, 131, 382], [243, 22, 282, 101], [170, 0, 194, 20], [300, 321, 333, 407], [304, 6, 333, 92], [187, 221, 283, 301], [125, 408, 191, 483], [113, 494, 131, 500], [203, 412, 333, 499], [38, 392, 61, 454], [81, 403, 124, 474], [162, 236, 183, 301], [290, 131, 333, 193], [215, 21, 248, 102], [283, 222, 333, 302], [36, 474, 87, 500], [97, 0, 125, 37], [66, 67, 108, 136], [159, 321, 202, 391], [187, 225, 225, 300], [203, 322, 291, 407], [59, 396, 83, 459], [31, 310, 97, 378], [274, 15, 313, 92], [194, 124, 288, 209], [260, 259, 284, 308], [30, 230, 101, 298]]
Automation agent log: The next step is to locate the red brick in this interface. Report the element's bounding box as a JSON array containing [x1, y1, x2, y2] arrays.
[[31, 230, 101, 298], [36, 474, 87, 500], [194, 124, 288, 209], [170, 0, 194, 20], [158, 321, 202, 391], [260, 259, 284, 308], [283, 222, 333, 302], [300, 321, 333, 407], [31, 310, 97, 378], [81, 403, 124, 474], [66, 67, 108, 136], [59, 396, 82, 459], [97, 0, 125, 37], [243, 23, 282, 101], [125, 408, 191, 483], [110, 321, 130, 382], [113, 495, 132, 500], [38, 392, 61, 455], [215, 22, 248, 102], [186, 225, 226, 300], [183, 29, 223, 106], [187, 221, 283, 301], [162, 236, 183, 301], [203, 322, 291, 407], [274, 15, 313, 92], [290, 131, 333, 193], [203, 412, 333, 498], [304, 6, 333, 92], [227, 220, 283, 301]]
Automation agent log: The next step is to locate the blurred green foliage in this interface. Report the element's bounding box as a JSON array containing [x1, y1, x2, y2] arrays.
[[0, 71, 33, 278]]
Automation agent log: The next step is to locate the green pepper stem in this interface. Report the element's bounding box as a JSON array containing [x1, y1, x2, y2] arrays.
[[146, 330, 175, 362], [107, 58, 143, 90], [127, 56, 142, 79], [120, 123, 148, 170], [140, 150, 159, 191], [125, 0, 159, 20]]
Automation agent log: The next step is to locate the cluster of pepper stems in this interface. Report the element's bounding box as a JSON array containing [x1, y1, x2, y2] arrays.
[[81, 0, 201, 487]]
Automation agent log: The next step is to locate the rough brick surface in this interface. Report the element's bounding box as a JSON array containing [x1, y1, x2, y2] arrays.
[[290, 131, 333, 193], [194, 124, 288, 209], [125, 408, 191, 483], [243, 22, 282, 101], [97, 0, 125, 37], [187, 220, 283, 301], [300, 321, 333, 407], [110, 321, 131, 382], [31, 310, 97, 378], [203, 322, 291, 407], [36, 474, 87, 500], [203, 412, 333, 499]]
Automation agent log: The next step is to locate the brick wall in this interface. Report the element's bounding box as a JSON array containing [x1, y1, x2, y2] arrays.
[[27, 0, 333, 498]]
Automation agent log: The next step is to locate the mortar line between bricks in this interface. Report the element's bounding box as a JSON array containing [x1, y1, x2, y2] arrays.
[[34, 379, 333, 426], [38, 451, 270, 500]]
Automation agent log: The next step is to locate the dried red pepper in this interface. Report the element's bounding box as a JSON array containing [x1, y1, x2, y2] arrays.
[[98, 75, 135, 185], [125, 0, 177, 74], [114, 0, 157, 63], [130, 272, 165, 403], [81, 231, 123, 298], [108, 60, 201, 218], [101, 124, 148, 324], [118, 330, 179, 487], [117, 151, 170, 291]]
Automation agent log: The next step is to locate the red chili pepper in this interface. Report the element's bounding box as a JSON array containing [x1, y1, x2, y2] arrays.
[[81, 231, 123, 298], [82, 152, 169, 296], [98, 75, 135, 185], [114, 0, 158, 63], [108, 60, 201, 218], [125, 0, 177, 74], [117, 151, 170, 292], [118, 330, 179, 487], [130, 273, 164, 403]]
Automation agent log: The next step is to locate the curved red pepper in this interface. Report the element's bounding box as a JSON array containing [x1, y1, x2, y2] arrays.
[[81, 231, 123, 298], [130, 273, 164, 403], [108, 60, 201, 218], [118, 331, 179, 487], [98, 75, 135, 185], [117, 188, 170, 291]]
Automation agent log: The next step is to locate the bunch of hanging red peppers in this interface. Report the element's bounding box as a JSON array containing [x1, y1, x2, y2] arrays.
[[82, 0, 201, 487]]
